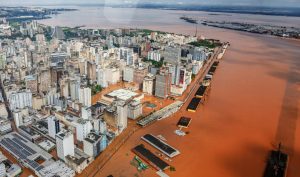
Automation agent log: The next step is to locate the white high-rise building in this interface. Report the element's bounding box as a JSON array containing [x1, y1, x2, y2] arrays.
[[79, 86, 91, 107], [81, 106, 92, 120], [8, 90, 32, 111], [143, 74, 155, 95], [97, 68, 108, 88], [70, 80, 80, 101], [0, 52, 6, 70], [116, 100, 128, 132], [47, 115, 60, 139], [123, 66, 134, 82], [83, 132, 102, 157], [74, 119, 92, 142], [13, 110, 23, 128], [56, 130, 75, 162], [127, 100, 142, 120], [97, 67, 120, 88], [148, 50, 161, 62], [119, 47, 134, 66]]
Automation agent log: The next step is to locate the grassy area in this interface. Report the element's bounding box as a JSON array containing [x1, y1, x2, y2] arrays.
[[90, 84, 103, 95], [140, 29, 167, 36], [189, 40, 221, 49], [9, 21, 20, 29], [63, 27, 78, 39], [142, 58, 164, 68]]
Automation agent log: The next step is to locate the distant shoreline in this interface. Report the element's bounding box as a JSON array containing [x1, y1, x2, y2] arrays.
[[1, 5, 300, 18]]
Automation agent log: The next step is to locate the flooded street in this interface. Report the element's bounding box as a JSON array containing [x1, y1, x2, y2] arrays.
[[38, 7, 300, 177]]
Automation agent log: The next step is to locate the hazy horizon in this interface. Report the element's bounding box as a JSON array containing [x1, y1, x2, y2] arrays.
[[0, 0, 300, 8]]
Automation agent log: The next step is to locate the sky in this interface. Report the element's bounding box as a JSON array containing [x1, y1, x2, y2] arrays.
[[0, 0, 299, 7]]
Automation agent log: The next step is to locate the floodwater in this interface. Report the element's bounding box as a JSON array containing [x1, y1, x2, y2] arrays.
[[39, 7, 300, 177]]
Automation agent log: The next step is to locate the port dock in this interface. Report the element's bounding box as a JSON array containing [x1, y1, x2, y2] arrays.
[[141, 134, 180, 158]]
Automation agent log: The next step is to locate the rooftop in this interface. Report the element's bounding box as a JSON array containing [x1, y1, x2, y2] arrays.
[[106, 89, 138, 101]]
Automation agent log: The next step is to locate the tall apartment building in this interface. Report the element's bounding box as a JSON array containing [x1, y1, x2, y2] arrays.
[[123, 66, 134, 82], [38, 69, 51, 93], [163, 46, 181, 64], [56, 130, 75, 162], [148, 50, 161, 62], [48, 115, 60, 139], [133, 67, 148, 89], [143, 74, 155, 95], [79, 86, 91, 107], [74, 119, 92, 142], [155, 71, 171, 98], [25, 75, 38, 94], [83, 132, 103, 157], [193, 47, 207, 61], [70, 80, 80, 101], [103, 100, 128, 133], [0, 53, 6, 70], [127, 100, 142, 120], [119, 47, 134, 66], [97, 67, 120, 88], [87, 61, 96, 82], [8, 90, 32, 111]]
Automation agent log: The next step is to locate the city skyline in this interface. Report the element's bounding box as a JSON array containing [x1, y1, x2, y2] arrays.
[[0, 3, 299, 177]]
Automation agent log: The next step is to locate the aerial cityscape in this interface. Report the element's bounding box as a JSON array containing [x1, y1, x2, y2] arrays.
[[0, 1, 299, 177]]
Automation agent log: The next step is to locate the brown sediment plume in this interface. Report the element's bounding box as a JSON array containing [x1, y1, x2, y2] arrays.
[[94, 28, 300, 177]]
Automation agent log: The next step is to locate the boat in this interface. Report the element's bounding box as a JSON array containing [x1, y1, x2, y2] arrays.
[[264, 143, 289, 177]]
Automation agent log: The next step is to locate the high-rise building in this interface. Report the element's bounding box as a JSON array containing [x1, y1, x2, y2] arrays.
[[127, 100, 142, 120], [52, 26, 65, 40], [25, 75, 38, 94], [155, 71, 171, 98], [79, 86, 91, 107], [142, 74, 155, 95], [133, 67, 148, 89], [123, 66, 134, 82], [193, 47, 207, 61], [81, 106, 92, 120], [87, 61, 96, 82], [83, 132, 102, 157], [97, 67, 120, 88], [97, 68, 108, 88], [70, 80, 80, 101], [119, 47, 134, 66], [38, 69, 51, 93], [116, 100, 128, 132], [8, 90, 32, 111], [56, 130, 75, 162], [13, 110, 23, 128], [48, 115, 60, 139], [99, 119, 107, 134], [0, 52, 6, 70], [74, 119, 92, 142], [60, 78, 69, 98], [148, 50, 161, 62], [103, 100, 128, 133], [163, 46, 181, 64]]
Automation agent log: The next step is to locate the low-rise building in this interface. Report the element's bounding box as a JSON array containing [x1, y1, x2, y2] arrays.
[[0, 118, 12, 134]]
